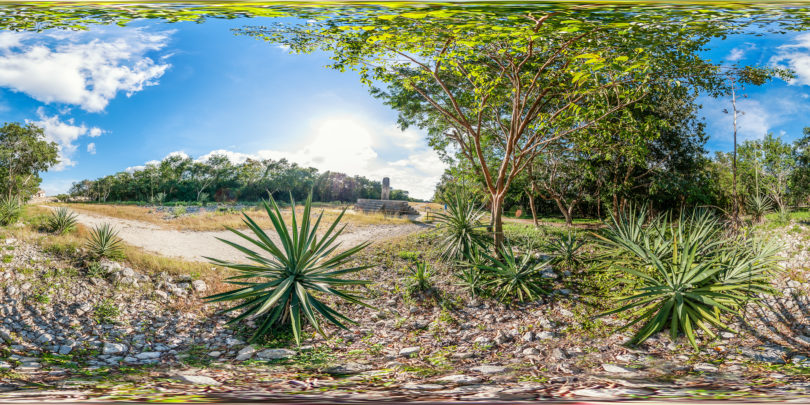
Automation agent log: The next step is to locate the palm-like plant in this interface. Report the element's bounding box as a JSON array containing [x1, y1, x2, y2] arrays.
[[204, 194, 372, 345], [746, 193, 773, 224], [479, 246, 549, 304], [596, 208, 781, 350], [454, 247, 487, 297], [407, 261, 433, 293], [434, 193, 487, 259], [545, 231, 586, 268], [86, 223, 124, 259], [0, 197, 22, 226], [48, 207, 78, 234]]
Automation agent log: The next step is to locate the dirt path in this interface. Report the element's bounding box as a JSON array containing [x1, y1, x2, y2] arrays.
[[53, 208, 429, 263]]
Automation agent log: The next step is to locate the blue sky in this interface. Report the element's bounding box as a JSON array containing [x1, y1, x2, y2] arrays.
[[1, 16, 809, 200]]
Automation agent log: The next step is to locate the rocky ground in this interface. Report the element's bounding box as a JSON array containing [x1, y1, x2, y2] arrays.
[[0, 221, 809, 402]]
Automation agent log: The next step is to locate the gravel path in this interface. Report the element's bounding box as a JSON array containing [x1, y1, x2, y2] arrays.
[[56, 208, 429, 263]]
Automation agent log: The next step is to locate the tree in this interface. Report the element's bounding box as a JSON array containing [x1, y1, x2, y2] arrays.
[[793, 128, 810, 205], [527, 142, 590, 225], [247, 8, 723, 247], [0, 122, 59, 200]]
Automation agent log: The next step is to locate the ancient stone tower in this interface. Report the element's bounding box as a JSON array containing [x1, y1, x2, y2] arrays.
[[381, 177, 391, 200]]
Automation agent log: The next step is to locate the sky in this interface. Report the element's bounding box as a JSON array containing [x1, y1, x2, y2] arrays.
[[1, 15, 810, 200]]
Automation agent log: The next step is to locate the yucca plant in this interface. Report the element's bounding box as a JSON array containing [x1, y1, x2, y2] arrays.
[[407, 261, 433, 293], [595, 208, 781, 350], [0, 197, 22, 226], [85, 223, 124, 259], [434, 192, 487, 259], [746, 193, 773, 224], [545, 231, 586, 269], [454, 247, 487, 297], [204, 194, 372, 345], [478, 246, 550, 304], [48, 207, 78, 234]]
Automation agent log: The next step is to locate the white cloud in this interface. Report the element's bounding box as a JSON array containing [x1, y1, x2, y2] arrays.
[[28, 108, 105, 171], [0, 28, 172, 112], [771, 33, 810, 86], [726, 42, 756, 62], [87, 142, 96, 155]]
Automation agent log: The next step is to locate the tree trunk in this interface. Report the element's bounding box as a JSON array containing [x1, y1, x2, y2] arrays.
[[491, 194, 505, 250], [554, 198, 573, 226], [527, 192, 538, 227]]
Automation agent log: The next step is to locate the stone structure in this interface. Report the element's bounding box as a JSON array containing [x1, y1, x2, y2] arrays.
[[355, 177, 418, 216], [381, 177, 391, 200]]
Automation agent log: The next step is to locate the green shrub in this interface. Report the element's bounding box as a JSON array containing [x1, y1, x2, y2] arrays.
[[454, 248, 486, 298], [205, 194, 372, 345], [47, 207, 78, 234], [397, 251, 420, 262], [434, 193, 487, 259], [85, 223, 124, 259], [479, 246, 550, 304], [0, 197, 22, 226], [93, 299, 120, 324], [746, 193, 773, 224], [596, 208, 782, 350], [406, 261, 433, 293], [545, 231, 586, 269], [171, 205, 187, 217]]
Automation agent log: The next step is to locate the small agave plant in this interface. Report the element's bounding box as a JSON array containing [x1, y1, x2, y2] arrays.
[[205, 194, 372, 345]]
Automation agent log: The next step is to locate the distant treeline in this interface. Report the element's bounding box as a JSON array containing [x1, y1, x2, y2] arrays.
[[68, 153, 412, 204]]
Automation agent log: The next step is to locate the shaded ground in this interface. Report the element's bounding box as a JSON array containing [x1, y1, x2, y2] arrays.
[[49, 207, 429, 263]]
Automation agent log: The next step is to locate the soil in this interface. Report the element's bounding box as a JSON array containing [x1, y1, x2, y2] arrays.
[[48, 207, 430, 263]]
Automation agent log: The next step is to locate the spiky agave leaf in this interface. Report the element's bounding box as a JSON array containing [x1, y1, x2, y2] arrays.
[[48, 207, 78, 234], [204, 193, 373, 345], [544, 231, 586, 268], [597, 208, 782, 350], [433, 192, 487, 259], [85, 223, 123, 259], [478, 246, 549, 304]]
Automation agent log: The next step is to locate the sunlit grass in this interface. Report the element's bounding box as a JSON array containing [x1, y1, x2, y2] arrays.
[[53, 202, 412, 232]]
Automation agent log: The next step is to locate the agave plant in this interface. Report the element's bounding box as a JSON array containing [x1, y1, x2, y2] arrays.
[[407, 261, 433, 293], [544, 231, 586, 269], [48, 207, 78, 234], [0, 197, 22, 226], [454, 247, 487, 297], [204, 194, 372, 345], [478, 246, 550, 304], [86, 223, 124, 259], [434, 193, 487, 259], [746, 193, 773, 224], [596, 208, 781, 350]]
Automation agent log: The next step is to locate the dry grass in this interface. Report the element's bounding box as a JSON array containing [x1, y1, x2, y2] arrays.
[[54, 203, 412, 232], [13, 205, 232, 294]]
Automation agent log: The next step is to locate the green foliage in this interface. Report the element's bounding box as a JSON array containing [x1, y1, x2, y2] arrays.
[[85, 223, 124, 259], [454, 248, 486, 298], [171, 205, 187, 217], [478, 246, 550, 304], [406, 261, 433, 293], [746, 193, 773, 224], [397, 251, 419, 262], [0, 197, 21, 226], [47, 207, 78, 234], [0, 122, 59, 201], [545, 231, 586, 268], [433, 193, 486, 259], [93, 299, 120, 324], [596, 207, 782, 350], [205, 194, 372, 345]]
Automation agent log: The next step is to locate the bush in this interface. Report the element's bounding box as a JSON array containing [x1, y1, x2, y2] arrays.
[[85, 223, 124, 259], [545, 231, 586, 269], [0, 197, 22, 226], [478, 246, 550, 304], [171, 205, 187, 217], [406, 261, 433, 293], [47, 207, 78, 234], [454, 248, 486, 298], [204, 194, 371, 345], [434, 192, 487, 259], [596, 208, 782, 350], [746, 193, 773, 224]]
